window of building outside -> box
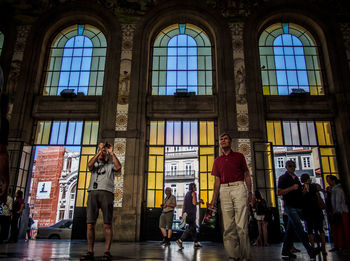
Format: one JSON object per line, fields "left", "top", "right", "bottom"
{"left": 67, "top": 157, "right": 72, "bottom": 172}
{"left": 171, "top": 184, "right": 177, "bottom": 196}
{"left": 43, "top": 24, "right": 107, "bottom": 96}
{"left": 170, "top": 164, "right": 177, "bottom": 175}
{"left": 59, "top": 210, "right": 64, "bottom": 221}
{"left": 259, "top": 23, "right": 324, "bottom": 95}
{"left": 151, "top": 23, "right": 213, "bottom": 95}
{"left": 185, "top": 163, "right": 192, "bottom": 175}
{"left": 276, "top": 157, "right": 284, "bottom": 168}
{"left": 302, "top": 156, "right": 312, "bottom": 168}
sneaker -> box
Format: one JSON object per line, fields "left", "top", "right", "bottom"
{"left": 176, "top": 239, "right": 184, "bottom": 249}
{"left": 281, "top": 249, "right": 297, "bottom": 258}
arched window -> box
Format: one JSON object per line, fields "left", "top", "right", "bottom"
{"left": 152, "top": 24, "right": 213, "bottom": 95}
{"left": 43, "top": 24, "right": 107, "bottom": 96}
{"left": 259, "top": 23, "right": 324, "bottom": 95}
{"left": 0, "top": 31, "right": 4, "bottom": 56}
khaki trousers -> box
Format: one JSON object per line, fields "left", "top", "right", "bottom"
{"left": 220, "top": 183, "right": 250, "bottom": 261}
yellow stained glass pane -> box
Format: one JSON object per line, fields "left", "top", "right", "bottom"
{"left": 200, "top": 147, "right": 214, "bottom": 155}
{"left": 208, "top": 155, "right": 214, "bottom": 171}
{"left": 157, "top": 121, "right": 165, "bottom": 145}
{"left": 320, "top": 148, "right": 335, "bottom": 156}
{"left": 83, "top": 122, "right": 92, "bottom": 144}
{"left": 148, "top": 156, "right": 156, "bottom": 172}
{"left": 156, "top": 172, "right": 163, "bottom": 189}
{"left": 41, "top": 121, "right": 51, "bottom": 145}
{"left": 266, "top": 121, "right": 275, "bottom": 144}
{"left": 147, "top": 190, "right": 155, "bottom": 207}
{"left": 86, "top": 172, "right": 91, "bottom": 188}
{"left": 323, "top": 122, "right": 334, "bottom": 145}
{"left": 150, "top": 122, "right": 157, "bottom": 145}
{"left": 321, "top": 157, "right": 330, "bottom": 173}
{"left": 208, "top": 174, "right": 215, "bottom": 188}
{"left": 81, "top": 146, "right": 96, "bottom": 155}
{"left": 155, "top": 190, "right": 163, "bottom": 208}
{"left": 84, "top": 192, "right": 88, "bottom": 207}
{"left": 78, "top": 172, "right": 86, "bottom": 188}
{"left": 148, "top": 172, "right": 155, "bottom": 189}
{"left": 149, "top": 147, "right": 164, "bottom": 155}
{"left": 310, "top": 85, "right": 318, "bottom": 95}
{"left": 199, "top": 122, "right": 207, "bottom": 145}
{"left": 207, "top": 121, "right": 214, "bottom": 145}
{"left": 329, "top": 157, "right": 338, "bottom": 172}
{"left": 80, "top": 156, "right": 88, "bottom": 171}
{"left": 208, "top": 190, "right": 213, "bottom": 204}
{"left": 200, "top": 156, "right": 207, "bottom": 172}
{"left": 274, "top": 121, "right": 283, "bottom": 145}
{"left": 75, "top": 190, "right": 84, "bottom": 207}
{"left": 200, "top": 172, "right": 208, "bottom": 189}
{"left": 156, "top": 156, "right": 164, "bottom": 171}
{"left": 263, "top": 86, "right": 270, "bottom": 95}
{"left": 35, "top": 121, "right": 49, "bottom": 144}
{"left": 200, "top": 191, "right": 208, "bottom": 206}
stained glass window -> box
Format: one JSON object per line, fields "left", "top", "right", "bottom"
{"left": 43, "top": 24, "right": 107, "bottom": 96}
{"left": 152, "top": 24, "right": 213, "bottom": 95}
{"left": 259, "top": 23, "right": 324, "bottom": 95}
{"left": 0, "top": 31, "right": 4, "bottom": 56}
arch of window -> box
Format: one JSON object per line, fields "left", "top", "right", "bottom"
{"left": 0, "top": 31, "right": 4, "bottom": 56}
{"left": 259, "top": 23, "right": 324, "bottom": 95}
{"left": 43, "top": 24, "right": 107, "bottom": 96}
{"left": 152, "top": 23, "right": 213, "bottom": 95}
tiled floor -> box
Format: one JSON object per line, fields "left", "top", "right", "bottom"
{"left": 0, "top": 240, "right": 349, "bottom": 260}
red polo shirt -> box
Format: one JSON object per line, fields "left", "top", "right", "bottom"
{"left": 211, "top": 150, "right": 248, "bottom": 183}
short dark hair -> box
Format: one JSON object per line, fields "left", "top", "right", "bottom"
{"left": 16, "top": 190, "right": 23, "bottom": 198}
{"left": 326, "top": 174, "right": 339, "bottom": 184}
{"left": 219, "top": 132, "right": 232, "bottom": 141}
{"left": 300, "top": 173, "right": 310, "bottom": 183}
{"left": 189, "top": 183, "right": 196, "bottom": 191}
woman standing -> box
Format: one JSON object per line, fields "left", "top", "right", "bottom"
{"left": 9, "top": 190, "right": 25, "bottom": 243}
{"left": 253, "top": 190, "right": 269, "bottom": 246}
{"left": 176, "top": 183, "right": 203, "bottom": 249}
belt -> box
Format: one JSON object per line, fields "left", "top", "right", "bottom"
{"left": 220, "top": 181, "right": 244, "bottom": 187}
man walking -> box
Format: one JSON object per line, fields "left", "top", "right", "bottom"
{"left": 159, "top": 187, "right": 176, "bottom": 245}
{"left": 278, "top": 160, "right": 319, "bottom": 259}
{"left": 209, "top": 133, "right": 253, "bottom": 261}
{"left": 80, "top": 142, "right": 121, "bottom": 261}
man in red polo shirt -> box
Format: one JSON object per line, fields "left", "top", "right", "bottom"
{"left": 209, "top": 133, "right": 253, "bottom": 261}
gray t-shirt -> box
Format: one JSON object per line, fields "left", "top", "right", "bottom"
{"left": 87, "top": 161, "right": 115, "bottom": 193}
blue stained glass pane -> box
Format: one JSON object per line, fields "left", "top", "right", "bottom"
{"left": 188, "top": 47, "right": 197, "bottom": 55}
{"left": 285, "top": 56, "right": 296, "bottom": 69}
{"left": 84, "top": 37, "right": 93, "bottom": 47}
{"left": 78, "top": 25, "right": 85, "bottom": 35}
{"left": 71, "top": 57, "right": 82, "bottom": 70}
{"left": 83, "top": 47, "right": 92, "bottom": 56}
{"left": 81, "top": 57, "right": 92, "bottom": 70}
{"left": 179, "top": 24, "right": 186, "bottom": 34}
{"left": 276, "top": 71, "right": 287, "bottom": 85}
{"left": 167, "top": 71, "right": 176, "bottom": 85}
{"left": 188, "top": 71, "right": 197, "bottom": 85}
{"left": 167, "top": 57, "right": 177, "bottom": 70}
{"left": 50, "top": 122, "right": 60, "bottom": 144}
{"left": 166, "top": 122, "right": 174, "bottom": 145}
{"left": 282, "top": 23, "right": 289, "bottom": 34}
{"left": 178, "top": 47, "right": 187, "bottom": 55}
{"left": 73, "top": 48, "right": 83, "bottom": 57}
{"left": 69, "top": 72, "right": 79, "bottom": 86}
{"left": 274, "top": 36, "right": 282, "bottom": 46}
{"left": 295, "top": 56, "right": 307, "bottom": 69}
{"left": 188, "top": 56, "right": 197, "bottom": 70}
{"left": 274, "top": 56, "right": 286, "bottom": 69}
{"left": 177, "top": 35, "right": 187, "bottom": 46}
{"left": 282, "top": 34, "right": 292, "bottom": 46}
{"left": 75, "top": 36, "right": 85, "bottom": 47}
{"left": 79, "top": 87, "right": 88, "bottom": 95}
{"left": 178, "top": 56, "right": 187, "bottom": 70}
{"left": 61, "top": 57, "right": 72, "bottom": 71}
{"left": 168, "top": 37, "right": 177, "bottom": 47}
{"left": 188, "top": 87, "right": 197, "bottom": 94}
{"left": 66, "top": 122, "right": 75, "bottom": 144}
{"left": 177, "top": 71, "right": 186, "bottom": 85}
{"left": 65, "top": 38, "right": 74, "bottom": 48}
{"left": 63, "top": 48, "right": 73, "bottom": 57}
{"left": 190, "top": 122, "right": 198, "bottom": 145}
{"left": 80, "top": 72, "right": 90, "bottom": 86}
{"left": 58, "top": 72, "right": 69, "bottom": 86}
{"left": 297, "top": 71, "right": 309, "bottom": 85}
{"left": 73, "top": 122, "right": 83, "bottom": 144}
{"left": 283, "top": 47, "right": 294, "bottom": 55}
{"left": 174, "top": 121, "right": 181, "bottom": 145}
{"left": 58, "top": 122, "right": 67, "bottom": 144}
{"left": 294, "top": 47, "right": 304, "bottom": 55}
{"left": 183, "top": 121, "right": 190, "bottom": 145}
{"left": 166, "top": 87, "right": 176, "bottom": 95}
{"left": 274, "top": 46, "right": 284, "bottom": 55}
{"left": 292, "top": 36, "right": 302, "bottom": 46}
{"left": 167, "top": 47, "right": 176, "bottom": 55}
{"left": 287, "top": 70, "right": 298, "bottom": 85}
{"left": 187, "top": 37, "right": 196, "bottom": 46}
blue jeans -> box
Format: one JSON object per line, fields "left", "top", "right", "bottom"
{"left": 283, "top": 206, "right": 312, "bottom": 254}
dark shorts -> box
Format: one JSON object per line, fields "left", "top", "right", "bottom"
{"left": 305, "top": 214, "right": 324, "bottom": 234}
{"left": 159, "top": 211, "right": 174, "bottom": 229}
{"left": 87, "top": 190, "right": 114, "bottom": 224}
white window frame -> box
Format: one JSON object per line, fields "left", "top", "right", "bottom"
{"left": 301, "top": 156, "right": 312, "bottom": 169}
{"left": 276, "top": 157, "right": 284, "bottom": 168}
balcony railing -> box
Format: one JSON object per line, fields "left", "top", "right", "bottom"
{"left": 164, "top": 170, "right": 195, "bottom": 179}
